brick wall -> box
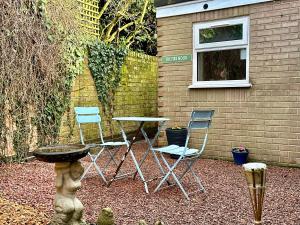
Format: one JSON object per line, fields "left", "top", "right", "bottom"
{"left": 59, "top": 51, "right": 158, "bottom": 143}
{"left": 157, "top": 0, "right": 300, "bottom": 166}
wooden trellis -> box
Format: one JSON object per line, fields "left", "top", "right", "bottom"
{"left": 77, "top": 0, "right": 100, "bottom": 37}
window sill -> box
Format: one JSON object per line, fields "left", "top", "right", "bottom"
{"left": 188, "top": 83, "right": 252, "bottom": 89}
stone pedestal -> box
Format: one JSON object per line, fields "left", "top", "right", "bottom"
{"left": 51, "top": 161, "right": 85, "bottom": 225}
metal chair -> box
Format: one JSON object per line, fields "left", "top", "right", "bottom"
{"left": 153, "top": 110, "right": 214, "bottom": 200}
{"left": 74, "top": 107, "right": 128, "bottom": 183}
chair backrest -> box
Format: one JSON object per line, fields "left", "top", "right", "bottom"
{"left": 185, "top": 110, "right": 214, "bottom": 156}
{"left": 74, "top": 107, "right": 104, "bottom": 144}
{"left": 189, "top": 110, "right": 214, "bottom": 130}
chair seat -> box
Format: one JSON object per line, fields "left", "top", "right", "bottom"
{"left": 100, "top": 141, "right": 127, "bottom": 146}
{"left": 154, "top": 145, "right": 199, "bottom": 156}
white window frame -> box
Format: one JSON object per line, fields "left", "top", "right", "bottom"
{"left": 190, "top": 16, "right": 251, "bottom": 88}
{"left": 156, "top": 0, "right": 273, "bottom": 19}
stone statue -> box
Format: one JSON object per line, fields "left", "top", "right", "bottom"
{"left": 138, "top": 220, "right": 148, "bottom": 225}
{"left": 51, "top": 161, "right": 86, "bottom": 225}
{"left": 97, "top": 207, "right": 115, "bottom": 225}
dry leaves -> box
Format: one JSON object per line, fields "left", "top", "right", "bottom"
{"left": 0, "top": 196, "right": 50, "bottom": 225}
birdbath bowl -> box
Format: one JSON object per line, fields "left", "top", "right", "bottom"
{"left": 33, "top": 144, "right": 89, "bottom": 163}
{"left": 33, "top": 144, "right": 90, "bottom": 225}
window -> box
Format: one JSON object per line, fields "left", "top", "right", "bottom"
{"left": 190, "top": 17, "right": 251, "bottom": 88}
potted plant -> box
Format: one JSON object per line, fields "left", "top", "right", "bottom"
{"left": 165, "top": 126, "right": 188, "bottom": 159}
{"left": 231, "top": 146, "right": 249, "bottom": 165}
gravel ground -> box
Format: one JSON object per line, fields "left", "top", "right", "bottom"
{"left": 0, "top": 142, "right": 299, "bottom": 225}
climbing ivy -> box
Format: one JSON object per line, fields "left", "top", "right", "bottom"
{"left": 88, "top": 41, "right": 127, "bottom": 137}
{"left": 36, "top": 0, "right": 87, "bottom": 145}
{"left": 0, "top": 0, "right": 87, "bottom": 161}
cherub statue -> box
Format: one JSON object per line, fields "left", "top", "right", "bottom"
{"left": 51, "top": 161, "right": 86, "bottom": 225}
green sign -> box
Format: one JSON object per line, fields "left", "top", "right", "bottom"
{"left": 161, "top": 54, "right": 192, "bottom": 64}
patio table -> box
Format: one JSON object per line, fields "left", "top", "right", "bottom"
{"left": 107, "top": 117, "right": 169, "bottom": 193}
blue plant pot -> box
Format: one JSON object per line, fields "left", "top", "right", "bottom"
{"left": 231, "top": 148, "right": 249, "bottom": 165}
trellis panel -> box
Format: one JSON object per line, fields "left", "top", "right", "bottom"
{"left": 78, "top": 0, "right": 100, "bottom": 37}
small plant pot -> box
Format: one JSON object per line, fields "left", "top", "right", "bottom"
{"left": 231, "top": 148, "right": 249, "bottom": 165}
{"left": 166, "top": 128, "right": 188, "bottom": 159}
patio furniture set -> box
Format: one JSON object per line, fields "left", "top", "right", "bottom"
{"left": 75, "top": 107, "right": 214, "bottom": 200}
{"left": 33, "top": 108, "right": 268, "bottom": 225}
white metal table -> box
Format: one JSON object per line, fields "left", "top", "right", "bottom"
{"left": 107, "top": 117, "right": 169, "bottom": 193}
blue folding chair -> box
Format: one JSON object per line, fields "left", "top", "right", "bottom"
{"left": 74, "top": 107, "right": 128, "bottom": 183}
{"left": 153, "top": 110, "right": 214, "bottom": 200}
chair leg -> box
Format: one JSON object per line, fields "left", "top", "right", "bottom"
{"left": 81, "top": 148, "right": 108, "bottom": 184}
{"left": 155, "top": 156, "right": 204, "bottom": 200}
{"left": 94, "top": 162, "right": 108, "bottom": 184}
{"left": 154, "top": 170, "right": 172, "bottom": 192}
{"left": 133, "top": 126, "right": 165, "bottom": 180}
{"left": 133, "top": 147, "right": 150, "bottom": 179}
{"left": 190, "top": 167, "right": 205, "bottom": 192}
{"left": 154, "top": 169, "right": 190, "bottom": 200}
{"left": 154, "top": 153, "right": 178, "bottom": 192}
{"left": 80, "top": 152, "right": 99, "bottom": 181}
{"left": 164, "top": 156, "right": 190, "bottom": 200}
{"left": 103, "top": 147, "right": 119, "bottom": 172}
{"left": 177, "top": 160, "right": 205, "bottom": 194}
{"left": 181, "top": 160, "right": 205, "bottom": 192}
{"left": 107, "top": 148, "right": 119, "bottom": 166}
{"left": 80, "top": 162, "right": 93, "bottom": 181}
{"left": 151, "top": 149, "right": 168, "bottom": 179}
{"left": 170, "top": 171, "right": 190, "bottom": 200}
{"left": 177, "top": 161, "right": 193, "bottom": 181}
{"left": 159, "top": 153, "right": 175, "bottom": 185}
{"left": 180, "top": 159, "right": 205, "bottom": 188}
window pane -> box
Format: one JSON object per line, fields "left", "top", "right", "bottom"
{"left": 199, "top": 24, "right": 243, "bottom": 44}
{"left": 197, "top": 49, "right": 246, "bottom": 81}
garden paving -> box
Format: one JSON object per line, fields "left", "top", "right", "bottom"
{"left": 0, "top": 142, "right": 299, "bottom": 225}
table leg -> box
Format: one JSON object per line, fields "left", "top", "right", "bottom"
{"left": 133, "top": 121, "right": 167, "bottom": 180}
{"left": 129, "top": 149, "right": 149, "bottom": 193}
{"left": 107, "top": 122, "right": 144, "bottom": 187}
{"left": 132, "top": 128, "right": 150, "bottom": 180}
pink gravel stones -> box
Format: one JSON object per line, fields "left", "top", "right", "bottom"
{"left": 0, "top": 142, "right": 299, "bottom": 224}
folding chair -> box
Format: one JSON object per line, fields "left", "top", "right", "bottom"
{"left": 74, "top": 107, "right": 128, "bottom": 184}
{"left": 153, "top": 110, "right": 214, "bottom": 200}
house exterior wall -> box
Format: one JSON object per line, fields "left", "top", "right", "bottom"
{"left": 157, "top": 0, "right": 300, "bottom": 166}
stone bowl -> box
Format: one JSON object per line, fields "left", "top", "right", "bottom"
{"left": 33, "top": 144, "right": 89, "bottom": 163}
